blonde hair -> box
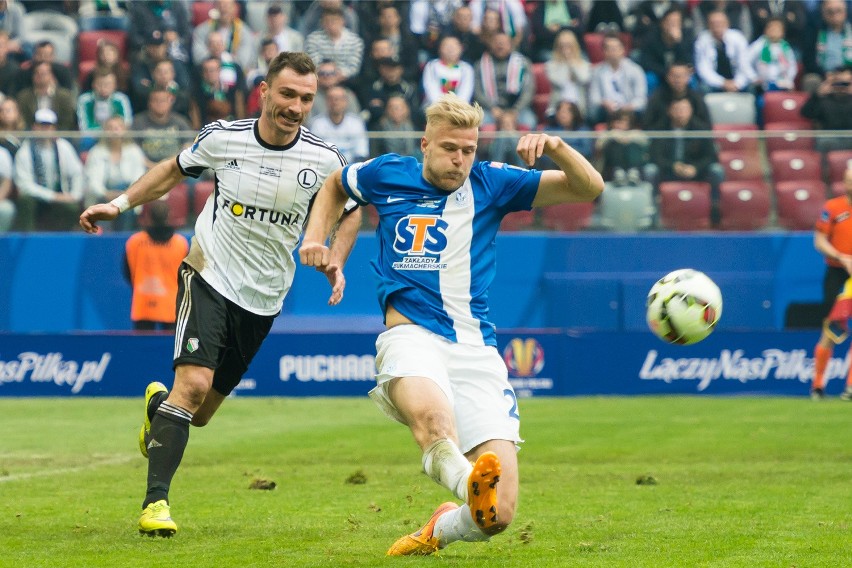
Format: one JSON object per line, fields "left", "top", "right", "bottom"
{"left": 425, "top": 93, "right": 484, "bottom": 131}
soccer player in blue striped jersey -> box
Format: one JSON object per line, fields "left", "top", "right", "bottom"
{"left": 301, "top": 93, "right": 603, "bottom": 555}
{"left": 80, "top": 52, "right": 362, "bottom": 537}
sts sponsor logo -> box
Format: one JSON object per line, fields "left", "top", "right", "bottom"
{"left": 392, "top": 215, "right": 449, "bottom": 270}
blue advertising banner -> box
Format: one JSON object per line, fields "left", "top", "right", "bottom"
{"left": 0, "top": 330, "right": 837, "bottom": 397}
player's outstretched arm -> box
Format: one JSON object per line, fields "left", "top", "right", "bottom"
{"left": 515, "top": 133, "right": 604, "bottom": 207}
{"left": 320, "top": 205, "right": 362, "bottom": 306}
{"left": 79, "top": 157, "right": 186, "bottom": 234}
{"left": 300, "top": 168, "right": 349, "bottom": 268}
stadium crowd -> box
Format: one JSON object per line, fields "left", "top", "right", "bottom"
{"left": 0, "top": 0, "right": 850, "bottom": 233}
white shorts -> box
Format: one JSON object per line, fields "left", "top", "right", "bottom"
{"left": 369, "top": 325, "right": 522, "bottom": 453}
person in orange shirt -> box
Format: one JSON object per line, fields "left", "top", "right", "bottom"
{"left": 811, "top": 167, "right": 852, "bottom": 400}
{"left": 124, "top": 200, "right": 189, "bottom": 331}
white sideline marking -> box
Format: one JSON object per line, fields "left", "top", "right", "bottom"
{"left": 0, "top": 455, "right": 134, "bottom": 483}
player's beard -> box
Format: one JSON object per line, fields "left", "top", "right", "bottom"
{"left": 424, "top": 161, "right": 467, "bottom": 192}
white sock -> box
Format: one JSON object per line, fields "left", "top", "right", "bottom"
{"left": 433, "top": 504, "right": 489, "bottom": 547}
{"left": 421, "top": 438, "right": 472, "bottom": 501}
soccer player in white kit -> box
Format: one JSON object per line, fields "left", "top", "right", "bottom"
{"left": 300, "top": 93, "right": 603, "bottom": 555}
{"left": 80, "top": 52, "right": 362, "bottom": 537}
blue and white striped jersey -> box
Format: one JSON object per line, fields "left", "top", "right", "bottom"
{"left": 342, "top": 154, "right": 541, "bottom": 346}
{"left": 177, "top": 119, "right": 346, "bottom": 316}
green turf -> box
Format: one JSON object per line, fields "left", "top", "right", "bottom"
{"left": 0, "top": 396, "right": 849, "bottom": 567}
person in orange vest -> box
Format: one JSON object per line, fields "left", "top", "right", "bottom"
{"left": 124, "top": 200, "right": 189, "bottom": 331}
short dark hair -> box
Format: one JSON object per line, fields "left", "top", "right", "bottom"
{"left": 264, "top": 51, "right": 316, "bottom": 85}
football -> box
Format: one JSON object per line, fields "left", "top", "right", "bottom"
{"left": 646, "top": 269, "right": 723, "bottom": 345}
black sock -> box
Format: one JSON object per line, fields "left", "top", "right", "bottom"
{"left": 143, "top": 402, "right": 192, "bottom": 508}
{"left": 146, "top": 391, "right": 168, "bottom": 422}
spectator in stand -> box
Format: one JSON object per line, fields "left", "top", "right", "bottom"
{"left": 694, "top": 10, "right": 755, "bottom": 92}
{"left": 470, "top": 0, "right": 529, "bottom": 50}
{"left": 0, "top": 31, "right": 20, "bottom": 95}
{"left": 409, "top": 0, "right": 464, "bottom": 60}
{"left": 123, "top": 199, "right": 189, "bottom": 331}
{"left": 78, "top": 0, "right": 128, "bottom": 32}
{"left": 0, "top": 97, "right": 23, "bottom": 156}
{"left": 127, "top": 0, "right": 190, "bottom": 53}
{"left": 361, "top": 38, "right": 395, "bottom": 96}
{"left": 246, "top": 39, "right": 279, "bottom": 115}
{"left": 84, "top": 115, "right": 146, "bottom": 230}
{"left": 543, "top": 99, "right": 593, "bottom": 161}
{"left": 644, "top": 61, "right": 711, "bottom": 128}
{"left": 802, "top": 0, "right": 852, "bottom": 92}
{"left": 308, "top": 85, "right": 369, "bottom": 163}
{"left": 477, "top": 8, "right": 507, "bottom": 53}
{"left": 364, "top": 56, "right": 420, "bottom": 129}
{"left": 748, "top": 0, "right": 806, "bottom": 52}
{"left": 16, "top": 61, "right": 76, "bottom": 131}
{"left": 77, "top": 68, "right": 134, "bottom": 151}
{"left": 14, "top": 108, "right": 85, "bottom": 231}
{"left": 14, "top": 40, "right": 74, "bottom": 94}
{"left": 0, "top": 0, "right": 25, "bottom": 63}
{"left": 588, "top": 33, "right": 648, "bottom": 124}
{"left": 646, "top": 97, "right": 724, "bottom": 220}
{"left": 262, "top": 2, "right": 303, "bottom": 54}
{"left": 638, "top": 6, "right": 695, "bottom": 93}
{"left": 693, "top": 0, "right": 752, "bottom": 39}
{"left": 204, "top": 30, "right": 248, "bottom": 98}
{"left": 132, "top": 87, "right": 193, "bottom": 169}
{"left": 749, "top": 17, "right": 798, "bottom": 95}
{"left": 145, "top": 59, "right": 190, "bottom": 119}
{"left": 305, "top": 7, "right": 364, "bottom": 85}
{"left": 631, "top": 1, "right": 693, "bottom": 50}
{"left": 372, "top": 94, "right": 422, "bottom": 159}
{"left": 545, "top": 29, "right": 591, "bottom": 117}
{"left": 422, "top": 35, "right": 476, "bottom": 106}
{"left": 528, "top": 0, "right": 584, "bottom": 63}
{"left": 80, "top": 40, "right": 129, "bottom": 94}
{"left": 129, "top": 30, "right": 191, "bottom": 114}
{"left": 474, "top": 32, "right": 536, "bottom": 165}
{"left": 585, "top": 0, "right": 625, "bottom": 33}
{"left": 596, "top": 109, "right": 649, "bottom": 183}
{"left": 309, "top": 59, "right": 361, "bottom": 121}
{"left": 447, "top": 4, "right": 486, "bottom": 64}
{"left": 192, "top": 0, "right": 256, "bottom": 75}
{"left": 190, "top": 57, "right": 244, "bottom": 129}
{"left": 0, "top": 144, "right": 13, "bottom": 232}
{"left": 372, "top": 4, "right": 420, "bottom": 83}
{"left": 297, "top": 0, "right": 359, "bottom": 37}
{"left": 474, "top": 31, "right": 536, "bottom": 128}
{"left": 357, "top": 0, "right": 410, "bottom": 47}
{"left": 801, "top": 65, "right": 852, "bottom": 153}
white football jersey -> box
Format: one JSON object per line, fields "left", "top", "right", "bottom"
{"left": 177, "top": 119, "right": 346, "bottom": 316}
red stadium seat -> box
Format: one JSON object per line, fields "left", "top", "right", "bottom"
{"left": 769, "top": 150, "right": 823, "bottom": 184}
{"left": 719, "top": 150, "right": 765, "bottom": 182}
{"left": 533, "top": 93, "right": 550, "bottom": 124}
{"left": 713, "top": 124, "right": 759, "bottom": 154}
{"left": 826, "top": 150, "right": 852, "bottom": 184}
{"left": 658, "top": 181, "right": 712, "bottom": 230}
{"left": 192, "top": 180, "right": 215, "bottom": 217}
{"left": 763, "top": 121, "right": 814, "bottom": 153}
{"left": 582, "top": 32, "right": 633, "bottom": 64}
{"left": 718, "top": 181, "right": 771, "bottom": 230}
{"left": 774, "top": 180, "right": 826, "bottom": 230}
{"left": 540, "top": 202, "right": 594, "bottom": 231}
{"left": 501, "top": 210, "right": 537, "bottom": 231}
{"left": 192, "top": 2, "right": 216, "bottom": 26}
{"left": 77, "top": 30, "right": 128, "bottom": 63}
{"left": 762, "top": 91, "right": 811, "bottom": 125}
{"left": 831, "top": 180, "right": 846, "bottom": 196}
{"left": 140, "top": 183, "right": 189, "bottom": 228}
{"left": 532, "top": 62, "right": 550, "bottom": 96}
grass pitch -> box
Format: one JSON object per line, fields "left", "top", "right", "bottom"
{"left": 0, "top": 396, "right": 849, "bottom": 567}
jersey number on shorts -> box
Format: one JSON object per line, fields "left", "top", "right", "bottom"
{"left": 504, "top": 388, "right": 520, "bottom": 419}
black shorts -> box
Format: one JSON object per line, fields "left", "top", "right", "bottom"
{"left": 822, "top": 265, "right": 849, "bottom": 319}
{"left": 174, "top": 263, "right": 276, "bottom": 396}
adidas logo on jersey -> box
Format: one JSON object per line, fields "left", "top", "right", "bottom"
{"left": 225, "top": 159, "right": 240, "bottom": 171}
